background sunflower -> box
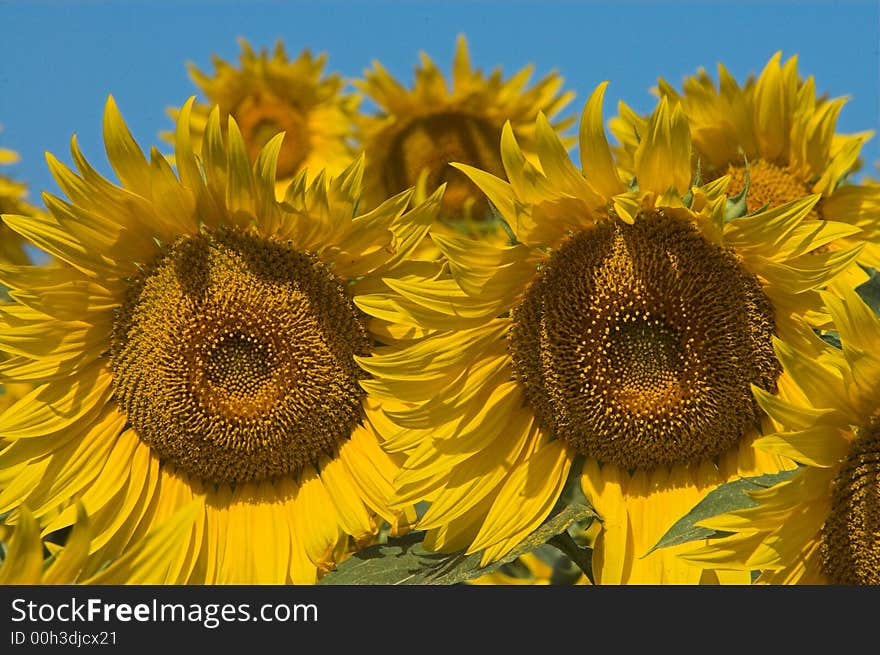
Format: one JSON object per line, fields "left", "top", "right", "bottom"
{"left": 0, "top": 144, "right": 36, "bottom": 268}
{"left": 0, "top": 139, "right": 45, "bottom": 416}
{"left": 354, "top": 34, "right": 574, "bottom": 238}
{"left": 168, "top": 38, "right": 359, "bottom": 193}
{"left": 610, "top": 52, "right": 878, "bottom": 291}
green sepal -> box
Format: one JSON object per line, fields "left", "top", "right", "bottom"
{"left": 723, "top": 152, "right": 751, "bottom": 223}
{"left": 856, "top": 266, "right": 880, "bottom": 317}
{"left": 682, "top": 158, "right": 703, "bottom": 209}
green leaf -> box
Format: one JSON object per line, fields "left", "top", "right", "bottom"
{"left": 319, "top": 502, "right": 595, "bottom": 585}
{"left": 819, "top": 330, "right": 842, "bottom": 349}
{"left": 645, "top": 468, "right": 800, "bottom": 555}
{"left": 855, "top": 267, "right": 880, "bottom": 317}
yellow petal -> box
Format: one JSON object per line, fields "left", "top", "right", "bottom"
{"left": 83, "top": 499, "right": 202, "bottom": 584}
{"left": 725, "top": 195, "right": 821, "bottom": 254}
{"left": 173, "top": 96, "right": 205, "bottom": 194}
{"left": 449, "top": 163, "right": 517, "bottom": 230}
{"left": 39, "top": 429, "right": 141, "bottom": 537}
{"left": 338, "top": 424, "right": 406, "bottom": 527}
{"left": 754, "top": 426, "right": 851, "bottom": 468}
{"left": 102, "top": 95, "right": 151, "bottom": 197}
{"left": 319, "top": 455, "right": 376, "bottom": 541}
{"left": 579, "top": 82, "right": 624, "bottom": 199}
{"left": 225, "top": 117, "right": 257, "bottom": 219}
{"left": 470, "top": 439, "right": 571, "bottom": 564}
{"left": 0, "top": 362, "right": 113, "bottom": 439}
{"left": 634, "top": 96, "right": 692, "bottom": 198}
{"left": 0, "top": 506, "right": 44, "bottom": 584}
{"left": 752, "top": 52, "right": 789, "bottom": 161}
{"left": 580, "top": 459, "right": 630, "bottom": 584}
{"left": 418, "top": 411, "right": 537, "bottom": 528}
{"left": 43, "top": 504, "right": 92, "bottom": 584}
{"left": 293, "top": 467, "right": 340, "bottom": 571}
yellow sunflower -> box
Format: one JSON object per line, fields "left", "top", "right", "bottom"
{"left": 355, "top": 34, "right": 573, "bottom": 237}
{"left": 0, "top": 503, "right": 199, "bottom": 584}
{"left": 0, "top": 96, "right": 439, "bottom": 583}
{"left": 677, "top": 285, "right": 880, "bottom": 584}
{"left": 610, "top": 52, "right": 878, "bottom": 290}
{"left": 356, "top": 83, "right": 862, "bottom": 584}
{"left": 170, "top": 38, "right": 359, "bottom": 193}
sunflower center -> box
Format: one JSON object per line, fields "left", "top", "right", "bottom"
{"left": 509, "top": 211, "right": 780, "bottom": 470}
{"left": 198, "top": 331, "right": 280, "bottom": 418}
{"left": 235, "top": 92, "right": 310, "bottom": 178}
{"left": 384, "top": 111, "right": 503, "bottom": 220}
{"left": 820, "top": 418, "right": 880, "bottom": 585}
{"left": 606, "top": 313, "right": 686, "bottom": 411}
{"left": 109, "top": 228, "right": 371, "bottom": 484}
{"left": 723, "top": 159, "right": 821, "bottom": 220}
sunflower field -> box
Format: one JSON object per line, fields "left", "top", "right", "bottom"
{"left": 1, "top": 14, "right": 879, "bottom": 589}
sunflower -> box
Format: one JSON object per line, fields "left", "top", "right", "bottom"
{"left": 0, "top": 96, "right": 438, "bottom": 583}
{"left": 170, "top": 38, "right": 359, "bottom": 193}
{"left": 356, "top": 83, "right": 862, "bottom": 583}
{"left": 610, "top": 52, "right": 878, "bottom": 291}
{"left": 354, "top": 34, "right": 573, "bottom": 237}
{"left": 0, "top": 502, "right": 199, "bottom": 584}
{"left": 676, "top": 285, "right": 880, "bottom": 584}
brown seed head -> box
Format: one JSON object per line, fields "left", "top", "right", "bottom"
{"left": 509, "top": 211, "right": 780, "bottom": 470}
{"left": 110, "top": 228, "right": 370, "bottom": 484}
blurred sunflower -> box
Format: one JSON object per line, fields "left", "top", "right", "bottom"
{"left": 170, "top": 38, "right": 359, "bottom": 193}
{"left": 0, "top": 96, "right": 438, "bottom": 583}
{"left": 355, "top": 84, "right": 862, "bottom": 583}
{"left": 355, "top": 34, "right": 573, "bottom": 237}
{"left": 679, "top": 286, "right": 880, "bottom": 584}
{"left": 610, "top": 52, "right": 878, "bottom": 290}
{"left": 0, "top": 140, "right": 43, "bottom": 414}
{"left": 0, "top": 503, "right": 199, "bottom": 584}
{"left": 467, "top": 550, "right": 590, "bottom": 585}
{"left": 0, "top": 142, "right": 37, "bottom": 267}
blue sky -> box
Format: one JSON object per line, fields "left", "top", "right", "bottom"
{"left": 1, "top": 0, "right": 878, "bottom": 201}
